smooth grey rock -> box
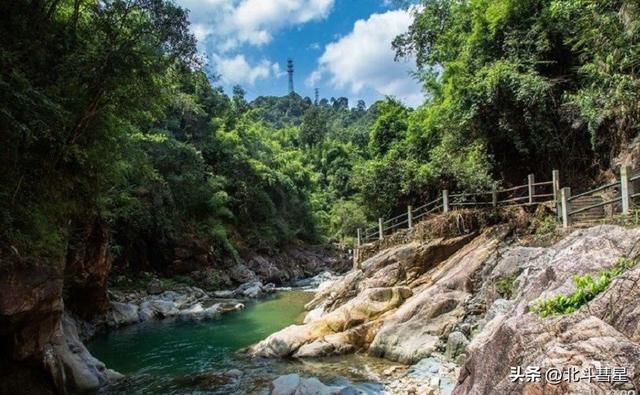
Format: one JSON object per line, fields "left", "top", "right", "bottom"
{"left": 138, "top": 301, "right": 156, "bottom": 320}
{"left": 107, "top": 302, "right": 139, "bottom": 327}
{"left": 444, "top": 331, "right": 469, "bottom": 361}
{"left": 270, "top": 374, "right": 344, "bottom": 395}
{"left": 44, "top": 313, "right": 123, "bottom": 392}
{"left": 138, "top": 299, "right": 179, "bottom": 320}
{"left": 146, "top": 278, "right": 164, "bottom": 295}
{"left": 213, "top": 290, "right": 235, "bottom": 298}
{"left": 243, "top": 285, "right": 263, "bottom": 298}
{"left": 271, "top": 374, "right": 301, "bottom": 395}
{"left": 236, "top": 281, "right": 266, "bottom": 298}
{"left": 177, "top": 303, "right": 220, "bottom": 320}
{"left": 148, "top": 299, "right": 179, "bottom": 317}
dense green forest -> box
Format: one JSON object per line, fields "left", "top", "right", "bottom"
{"left": 1, "top": 0, "right": 638, "bottom": 274}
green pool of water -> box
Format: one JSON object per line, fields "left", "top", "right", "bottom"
{"left": 89, "top": 290, "right": 387, "bottom": 394}
{"left": 90, "top": 291, "right": 310, "bottom": 374}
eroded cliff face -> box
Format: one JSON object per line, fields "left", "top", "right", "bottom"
{"left": 0, "top": 218, "right": 116, "bottom": 394}
{"left": 251, "top": 223, "right": 640, "bottom": 394}
{"left": 64, "top": 219, "right": 113, "bottom": 319}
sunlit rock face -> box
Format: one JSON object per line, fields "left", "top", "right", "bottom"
{"left": 250, "top": 224, "right": 640, "bottom": 395}
{"left": 455, "top": 225, "right": 640, "bottom": 395}
{"left": 249, "top": 227, "right": 505, "bottom": 360}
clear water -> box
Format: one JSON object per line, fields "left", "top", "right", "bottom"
{"left": 88, "top": 291, "right": 388, "bottom": 394}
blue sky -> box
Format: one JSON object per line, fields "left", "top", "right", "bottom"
{"left": 175, "top": 0, "right": 424, "bottom": 107}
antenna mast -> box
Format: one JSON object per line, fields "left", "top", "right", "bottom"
{"left": 287, "top": 59, "right": 294, "bottom": 94}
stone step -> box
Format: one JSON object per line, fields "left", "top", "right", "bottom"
{"left": 573, "top": 200, "right": 606, "bottom": 205}
{"left": 572, "top": 201, "right": 604, "bottom": 207}
{"left": 573, "top": 215, "right": 606, "bottom": 221}
{"left": 570, "top": 195, "right": 606, "bottom": 222}
{"left": 572, "top": 196, "right": 604, "bottom": 201}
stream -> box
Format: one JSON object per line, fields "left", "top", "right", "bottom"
{"left": 89, "top": 290, "right": 389, "bottom": 394}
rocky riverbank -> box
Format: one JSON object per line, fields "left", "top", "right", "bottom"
{"left": 101, "top": 271, "right": 341, "bottom": 330}
{"left": 251, "top": 220, "right": 640, "bottom": 394}
{"left": 0, "top": 230, "right": 347, "bottom": 395}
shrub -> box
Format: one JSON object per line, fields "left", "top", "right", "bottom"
{"left": 532, "top": 258, "right": 637, "bottom": 317}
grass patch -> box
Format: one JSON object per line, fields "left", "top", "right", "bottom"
{"left": 109, "top": 275, "right": 195, "bottom": 292}
{"left": 495, "top": 273, "right": 519, "bottom": 299}
{"left": 109, "top": 276, "right": 148, "bottom": 291}
{"left": 532, "top": 258, "right": 637, "bottom": 317}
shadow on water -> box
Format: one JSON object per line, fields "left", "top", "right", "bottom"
{"left": 88, "top": 290, "right": 388, "bottom": 394}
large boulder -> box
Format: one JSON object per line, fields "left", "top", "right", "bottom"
{"left": 251, "top": 227, "right": 504, "bottom": 362}
{"left": 270, "top": 374, "right": 359, "bottom": 395}
{"left": 250, "top": 287, "right": 412, "bottom": 358}
{"left": 107, "top": 302, "right": 139, "bottom": 327}
{"left": 305, "top": 234, "right": 474, "bottom": 319}
{"left": 146, "top": 278, "right": 164, "bottom": 295}
{"left": 138, "top": 299, "right": 179, "bottom": 320}
{"left": 177, "top": 303, "right": 222, "bottom": 320}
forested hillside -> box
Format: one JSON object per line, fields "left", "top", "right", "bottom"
{"left": 0, "top": 1, "right": 370, "bottom": 273}
{"left": 1, "top": 0, "right": 639, "bottom": 274}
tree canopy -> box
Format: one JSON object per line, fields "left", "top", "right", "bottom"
{"left": 1, "top": 0, "right": 638, "bottom": 271}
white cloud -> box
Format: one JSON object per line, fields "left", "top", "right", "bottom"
{"left": 213, "top": 55, "right": 280, "bottom": 85}
{"left": 305, "top": 70, "right": 323, "bottom": 87}
{"left": 177, "top": 0, "right": 335, "bottom": 50}
{"left": 271, "top": 63, "right": 286, "bottom": 78}
{"left": 307, "top": 9, "right": 424, "bottom": 107}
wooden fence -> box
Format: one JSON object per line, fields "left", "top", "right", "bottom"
{"left": 559, "top": 166, "right": 637, "bottom": 227}
{"left": 356, "top": 166, "right": 639, "bottom": 248}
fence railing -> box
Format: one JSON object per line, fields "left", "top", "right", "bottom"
{"left": 559, "top": 166, "right": 637, "bottom": 227}
{"left": 356, "top": 166, "right": 640, "bottom": 249}
{"left": 358, "top": 170, "right": 560, "bottom": 245}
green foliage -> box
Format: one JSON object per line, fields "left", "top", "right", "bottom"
{"left": 369, "top": 98, "right": 409, "bottom": 157}
{"left": 4, "top": 0, "right": 639, "bottom": 271}
{"left": 0, "top": 0, "right": 324, "bottom": 269}
{"left": 393, "top": 0, "right": 640, "bottom": 184}
{"left": 537, "top": 215, "right": 559, "bottom": 236}
{"left": 495, "top": 273, "right": 519, "bottom": 299}
{"left": 300, "top": 106, "right": 326, "bottom": 148}
{"left": 532, "top": 258, "right": 637, "bottom": 317}
{"left": 0, "top": 0, "right": 197, "bottom": 258}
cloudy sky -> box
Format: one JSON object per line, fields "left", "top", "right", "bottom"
{"left": 175, "top": 0, "right": 424, "bottom": 107}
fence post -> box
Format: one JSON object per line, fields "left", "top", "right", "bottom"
{"left": 552, "top": 169, "right": 560, "bottom": 218}
{"left": 407, "top": 205, "right": 413, "bottom": 229}
{"left": 492, "top": 184, "right": 498, "bottom": 207}
{"left": 378, "top": 218, "right": 384, "bottom": 240}
{"left": 443, "top": 190, "right": 449, "bottom": 213}
{"left": 353, "top": 240, "right": 359, "bottom": 270}
{"left": 356, "top": 228, "right": 362, "bottom": 248}
{"left": 621, "top": 166, "right": 631, "bottom": 215}
{"left": 561, "top": 187, "right": 571, "bottom": 228}
{"left": 528, "top": 174, "right": 535, "bottom": 205}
